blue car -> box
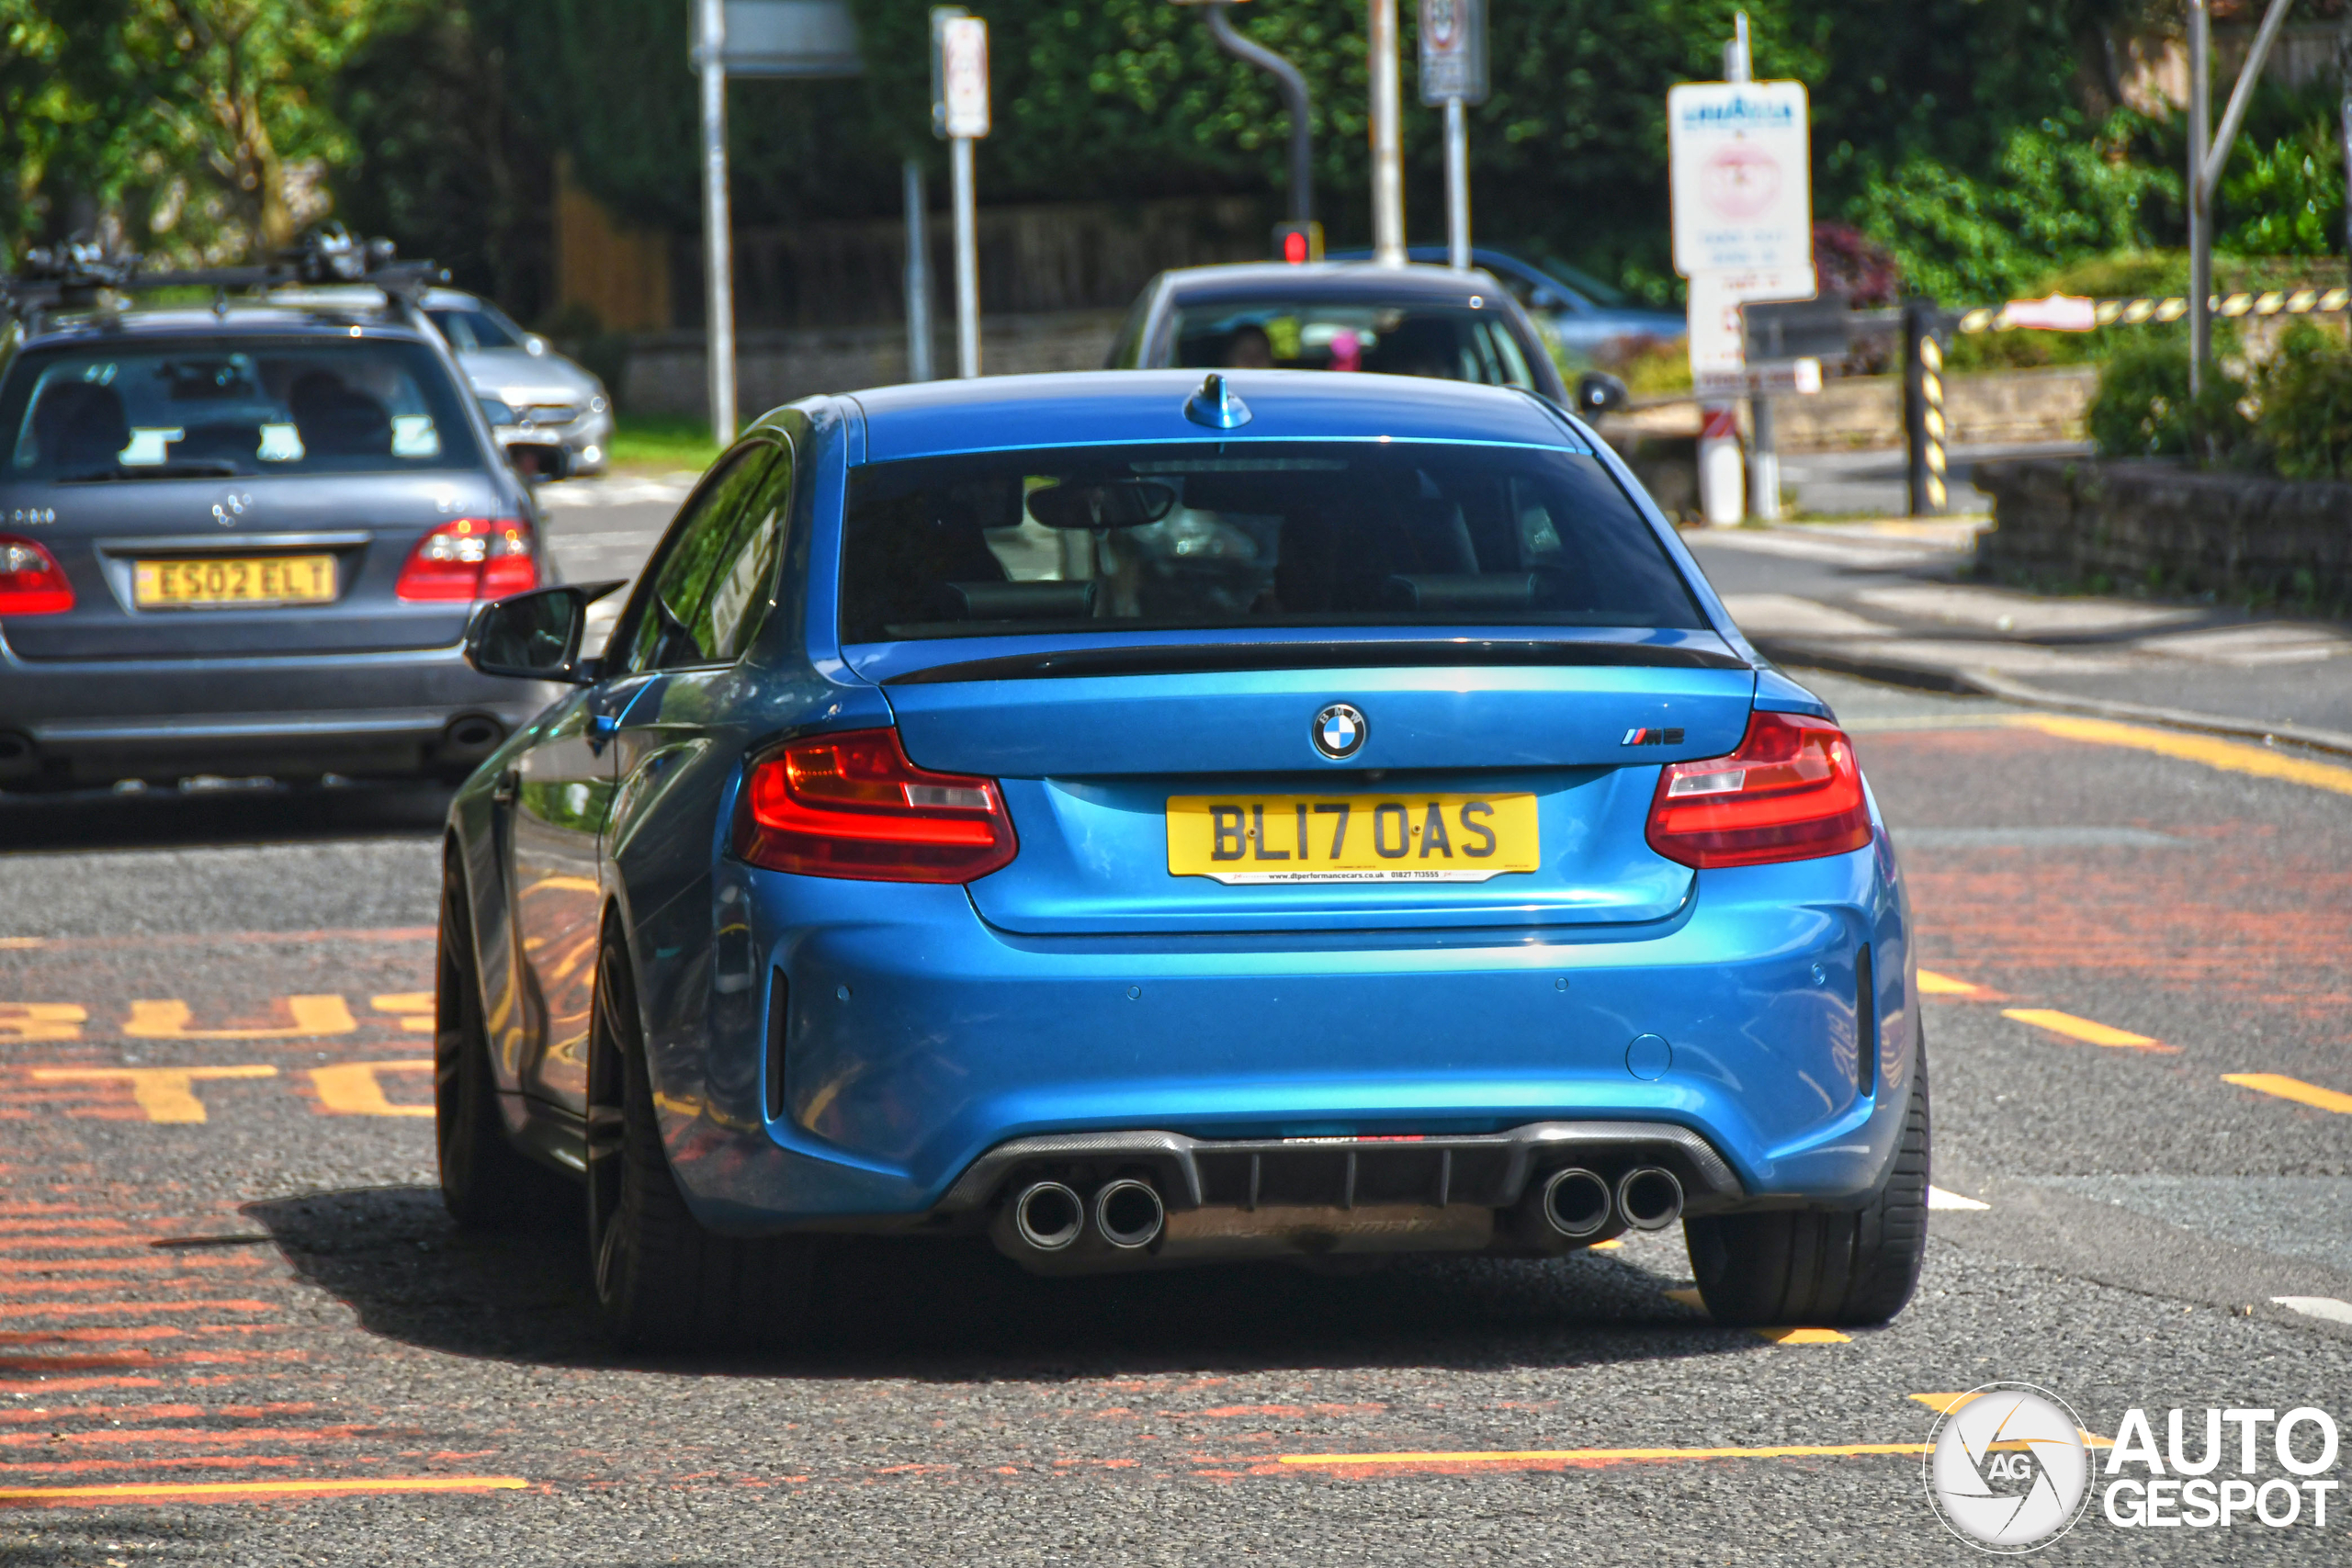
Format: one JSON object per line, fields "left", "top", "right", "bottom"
{"left": 1328, "top": 246, "right": 1688, "bottom": 367}
{"left": 440, "top": 368, "right": 1927, "bottom": 1350}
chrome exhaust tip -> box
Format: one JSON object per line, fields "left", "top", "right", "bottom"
{"left": 1092, "top": 1178, "right": 1165, "bottom": 1250}
{"left": 1010, "top": 1180, "right": 1086, "bottom": 1252}
{"left": 1615, "top": 1167, "right": 1684, "bottom": 1231}
{"left": 1538, "top": 1168, "right": 1613, "bottom": 1239}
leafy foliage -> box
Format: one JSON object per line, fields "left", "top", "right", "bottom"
{"left": 2087, "top": 338, "right": 2250, "bottom": 464}
{"left": 2253, "top": 323, "right": 2352, "bottom": 481}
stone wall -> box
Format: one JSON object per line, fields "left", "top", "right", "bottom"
{"left": 1772, "top": 366, "right": 2098, "bottom": 451}
{"left": 1973, "top": 457, "right": 2352, "bottom": 604}
{"left": 621, "top": 310, "right": 1127, "bottom": 418}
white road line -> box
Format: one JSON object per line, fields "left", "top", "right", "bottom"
{"left": 2271, "top": 1296, "right": 2352, "bottom": 1325}
{"left": 1928, "top": 1186, "right": 1989, "bottom": 1211}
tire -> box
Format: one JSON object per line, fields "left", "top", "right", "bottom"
{"left": 435, "top": 856, "right": 543, "bottom": 1227}
{"left": 585, "top": 929, "right": 816, "bottom": 1353}
{"left": 1684, "top": 1043, "right": 1930, "bottom": 1328}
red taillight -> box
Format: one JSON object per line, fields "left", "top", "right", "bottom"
{"left": 395, "top": 517, "right": 537, "bottom": 602}
{"left": 1645, "top": 711, "right": 1871, "bottom": 869}
{"left": 738, "top": 728, "right": 1018, "bottom": 883}
{"left": 0, "top": 535, "right": 73, "bottom": 615}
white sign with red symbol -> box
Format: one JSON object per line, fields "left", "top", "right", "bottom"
{"left": 1668, "top": 81, "right": 1811, "bottom": 277}
{"left": 936, "top": 14, "right": 989, "bottom": 139}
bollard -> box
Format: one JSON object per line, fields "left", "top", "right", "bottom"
{"left": 1698, "top": 403, "right": 1745, "bottom": 525}
{"left": 1903, "top": 299, "right": 1948, "bottom": 515}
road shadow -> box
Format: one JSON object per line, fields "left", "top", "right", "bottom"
{"left": 243, "top": 1183, "right": 1754, "bottom": 1382}
{"left": 0, "top": 780, "right": 451, "bottom": 853}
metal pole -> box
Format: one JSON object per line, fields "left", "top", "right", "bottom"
{"left": 1444, "top": 97, "right": 1469, "bottom": 269}
{"left": 2341, "top": 22, "right": 2352, "bottom": 289}
{"left": 696, "top": 0, "right": 736, "bottom": 445}
{"left": 1724, "top": 13, "right": 1773, "bottom": 521}
{"left": 2188, "top": 0, "right": 2211, "bottom": 399}
{"left": 903, "top": 159, "right": 933, "bottom": 382}
{"left": 1204, "top": 2, "right": 1313, "bottom": 225}
{"left": 951, "top": 134, "right": 979, "bottom": 378}
{"left": 1369, "top": 0, "right": 1405, "bottom": 265}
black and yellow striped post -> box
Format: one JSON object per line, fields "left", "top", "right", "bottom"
{"left": 1903, "top": 299, "right": 1948, "bottom": 515}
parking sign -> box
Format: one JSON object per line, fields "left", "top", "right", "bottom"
{"left": 1668, "top": 81, "right": 1810, "bottom": 277}
{"left": 933, "top": 11, "right": 989, "bottom": 139}
{"left": 1419, "top": 0, "right": 1487, "bottom": 105}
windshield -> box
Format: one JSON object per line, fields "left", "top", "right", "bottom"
{"left": 1170, "top": 300, "right": 1537, "bottom": 389}
{"left": 1, "top": 337, "right": 483, "bottom": 481}
{"left": 426, "top": 308, "right": 524, "bottom": 352}
{"left": 840, "top": 440, "right": 1702, "bottom": 644}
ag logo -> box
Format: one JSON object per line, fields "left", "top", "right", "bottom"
{"left": 1923, "top": 1383, "right": 2094, "bottom": 1553}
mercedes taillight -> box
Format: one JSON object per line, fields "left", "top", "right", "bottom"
{"left": 395, "top": 516, "right": 537, "bottom": 602}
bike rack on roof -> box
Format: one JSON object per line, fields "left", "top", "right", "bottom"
{"left": 0, "top": 227, "right": 446, "bottom": 329}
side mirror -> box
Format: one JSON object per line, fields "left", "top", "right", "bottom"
{"left": 526, "top": 334, "right": 548, "bottom": 356}
{"left": 1575, "top": 371, "right": 1629, "bottom": 418}
{"left": 465, "top": 581, "right": 626, "bottom": 682}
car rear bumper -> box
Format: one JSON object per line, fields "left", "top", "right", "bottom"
{"left": 651, "top": 836, "right": 1917, "bottom": 1237}
{"left": 0, "top": 641, "right": 560, "bottom": 783}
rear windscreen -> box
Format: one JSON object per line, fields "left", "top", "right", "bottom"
{"left": 0, "top": 337, "right": 483, "bottom": 481}
{"left": 1170, "top": 299, "right": 1539, "bottom": 390}
{"left": 839, "top": 441, "right": 1705, "bottom": 643}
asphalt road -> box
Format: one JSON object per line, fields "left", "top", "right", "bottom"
{"left": 1, "top": 479, "right": 2346, "bottom": 1563}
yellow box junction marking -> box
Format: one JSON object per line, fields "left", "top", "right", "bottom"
{"left": 2222, "top": 1074, "right": 2352, "bottom": 1115}
{"left": 371, "top": 992, "right": 435, "bottom": 1032}
{"left": 0, "top": 1002, "right": 85, "bottom": 1042}
{"left": 1916, "top": 970, "right": 1992, "bottom": 998}
{"left": 0, "top": 1475, "right": 528, "bottom": 1506}
{"left": 1910, "top": 1393, "right": 2113, "bottom": 1448}
{"left": 2012, "top": 714, "right": 2352, "bottom": 797}
{"left": 30, "top": 1065, "right": 277, "bottom": 1123}
{"left": 2002, "top": 1008, "right": 2174, "bottom": 1051}
{"left": 1660, "top": 1288, "right": 1849, "bottom": 1342}
{"left": 1277, "top": 1441, "right": 1924, "bottom": 1469}
{"left": 309, "top": 1059, "right": 435, "bottom": 1117}
{"left": 125, "top": 995, "right": 356, "bottom": 1039}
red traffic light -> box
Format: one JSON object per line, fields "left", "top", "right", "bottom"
{"left": 1272, "top": 220, "right": 1323, "bottom": 265}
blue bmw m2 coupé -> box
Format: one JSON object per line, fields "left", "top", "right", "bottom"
{"left": 439, "top": 368, "right": 1928, "bottom": 1349}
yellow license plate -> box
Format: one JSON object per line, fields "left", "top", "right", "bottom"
{"left": 1167, "top": 793, "right": 1540, "bottom": 885}
{"left": 134, "top": 555, "right": 336, "bottom": 608}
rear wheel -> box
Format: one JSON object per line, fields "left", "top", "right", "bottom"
{"left": 585, "top": 929, "right": 817, "bottom": 1352}
{"left": 1684, "top": 1044, "right": 1930, "bottom": 1327}
{"left": 435, "top": 857, "right": 541, "bottom": 1227}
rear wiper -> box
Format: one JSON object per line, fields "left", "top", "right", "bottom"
{"left": 61, "top": 460, "right": 244, "bottom": 482}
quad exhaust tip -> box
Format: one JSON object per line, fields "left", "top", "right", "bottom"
{"left": 1011, "top": 1180, "right": 1086, "bottom": 1252}
{"left": 1616, "top": 1166, "right": 1685, "bottom": 1231}
{"left": 1539, "top": 1168, "right": 1614, "bottom": 1239}
{"left": 1092, "top": 1179, "right": 1166, "bottom": 1250}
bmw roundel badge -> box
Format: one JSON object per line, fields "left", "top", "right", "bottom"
{"left": 1311, "top": 703, "right": 1368, "bottom": 760}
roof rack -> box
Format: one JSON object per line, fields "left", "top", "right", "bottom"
{"left": 1, "top": 226, "right": 446, "bottom": 324}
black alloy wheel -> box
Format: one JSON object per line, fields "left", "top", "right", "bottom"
{"left": 585, "top": 925, "right": 818, "bottom": 1353}
{"left": 435, "top": 854, "right": 542, "bottom": 1227}
{"left": 1684, "top": 1040, "right": 1932, "bottom": 1328}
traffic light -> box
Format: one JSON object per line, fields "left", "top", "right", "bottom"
{"left": 1272, "top": 221, "right": 1324, "bottom": 265}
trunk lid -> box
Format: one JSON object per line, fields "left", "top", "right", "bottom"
{"left": 877, "top": 656, "right": 1756, "bottom": 935}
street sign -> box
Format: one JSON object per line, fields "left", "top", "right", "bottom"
{"left": 933, "top": 11, "right": 989, "bottom": 139}
{"left": 1419, "top": 0, "right": 1487, "bottom": 106}
{"left": 688, "top": 0, "right": 862, "bottom": 77}
{"left": 1686, "top": 268, "right": 1815, "bottom": 385}
{"left": 1668, "top": 81, "right": 1811, "bottom": 277}
{"left": 1743, "top": 293, "right": 1849, "bottom": 362}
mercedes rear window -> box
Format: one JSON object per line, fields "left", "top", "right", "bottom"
{"left": 0, "top": 337, "right": 484, "bottom": 481}
{"left": 1170, "top": 299, "right": 1537, "bottom": 389}
{"left": 839, "top": 440, "right": 1704, "bottom": 643}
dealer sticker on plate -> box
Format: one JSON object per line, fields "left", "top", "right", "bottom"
{"left": 1166, "top": 793, "right": 1540, "bottom": 885}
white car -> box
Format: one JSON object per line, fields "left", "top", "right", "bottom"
{"left": 422, "top": 290, "right": 614, "bottom": 478}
